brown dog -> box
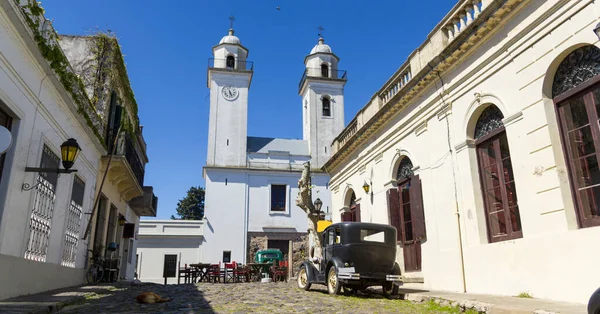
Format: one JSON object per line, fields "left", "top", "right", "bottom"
{"left": 136, "top": 292, "right": 172, "bottom": 304}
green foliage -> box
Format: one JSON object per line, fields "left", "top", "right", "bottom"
{"left": 18, "top": 0, "right": 106, "bottom": 148}
{"left": 171, "top": 186, "right": 205, "bottom": 220}
{"left": 516, "top": 292, "right": 533, "bottom": 298}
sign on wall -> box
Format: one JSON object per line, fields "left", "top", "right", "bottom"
{"left": 0, "top": 126, "right": 11, "bottom": 155}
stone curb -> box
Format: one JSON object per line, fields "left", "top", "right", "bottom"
{"left": 401, "top": 293, "right": 565, "bottom": 314}
{"left": 10, "top": 295, "right": 86, "bottom": 314}
{"left": 403, "top": 293, "right": 493, "bottom": 313}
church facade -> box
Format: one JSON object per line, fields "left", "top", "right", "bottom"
{"left": 325, "top": 0, "right": 600, "bottom": 304}
{"left": 202, "top": 29, "right": 346, "bottom": 270}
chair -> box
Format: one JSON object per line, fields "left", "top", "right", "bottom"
{"left": 224, "top": 262, "right": 236, "bottom": 283}
{"left": 233, "top": 262, "right": 250, "bottom": 282}
{"left": 178, "top": 262, "right": 191, "bottom": 284}
{"left": 208, "top": 262, "right": 221, "bottom": 283}
{"left": 271, "top": 261, "right": 288, "bottom": 282}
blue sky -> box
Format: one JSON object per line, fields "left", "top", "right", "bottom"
{"left": 43, "top": 1, "right": 454, "bottom": 220}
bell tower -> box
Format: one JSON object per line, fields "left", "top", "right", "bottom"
{"left": 298, "top": 36, "right": 346, "bottom": 169}
{"left": 206, "top": 23, "right": 253, "bottom": 167}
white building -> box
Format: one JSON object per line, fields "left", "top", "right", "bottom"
{"left": 136, "top": 220, "right": 204, "bottom": 284}
{"left": 202, "top": 28, "right": 346, "bottom": 271}
{"left": 0, "top": 1, "right": 157, "bottom": 299}
{"left": 0, "top": 1, "right": 103, "bottom": 299}
{"left": 325, "top": 0, "right": 600, "bottom": 305}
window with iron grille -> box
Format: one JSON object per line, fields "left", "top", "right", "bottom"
{"left": 163, "top": 254, "right": 177, "bottom": 278}
{"left": 25, "top": 144, "right": 60, "bottom": 262}
{"left": 61, "top": 175, "right": 85, "bottom": 267}
{"left": 270, "top": 184, "right": 286, "bottom": 212}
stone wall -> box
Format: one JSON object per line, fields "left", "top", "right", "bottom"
{"left": 247, "top": 232, "right": 308, "bottom": 277}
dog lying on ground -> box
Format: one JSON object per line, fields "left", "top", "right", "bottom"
{"left": 136, "top": 292, "right": 172, "bottom": 304}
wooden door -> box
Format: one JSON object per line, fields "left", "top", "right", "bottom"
{"left": 396, "top": 175, "right": 426, "bottom": 272}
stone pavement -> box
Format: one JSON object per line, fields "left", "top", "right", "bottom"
{"left": 0, "top": 279, "right": 588, "bottom": 314}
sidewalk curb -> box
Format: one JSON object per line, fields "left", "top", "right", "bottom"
{"left": 401, "top": 293, "right": 562, "bottom": 314}
{"left": 0, "top": 294, "right": 86, "bottom": 314}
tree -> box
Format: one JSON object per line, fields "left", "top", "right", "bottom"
{"left": 171, "top": 186, "right": 205, "bottom": 220}
{"left": 295, "top": 162, "right": 323, "bottom": 261}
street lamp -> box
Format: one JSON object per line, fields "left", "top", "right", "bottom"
{"left": 362, "top": 181, "right": 370, "bottom": 194}
{"left": 594, "top": 22, "right": 600, "bottom": 41}
{"left": 23, "top": 138, "right": 82, "bottom": 191}
{"left": 312, "top": 198, "right": 324, "bottom": 218}
{"left": 60, "top": 138, "right": 81, "bottom": 171}
{"left": 118, "top": 214, "right": 126, "bottom": 226}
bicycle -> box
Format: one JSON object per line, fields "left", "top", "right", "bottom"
{"left": 85, "top": 249, "right": 105, "bottom": 285}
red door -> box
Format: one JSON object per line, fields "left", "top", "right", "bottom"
{"left": 394, "top": 175, "right": 426, "bottom": 272}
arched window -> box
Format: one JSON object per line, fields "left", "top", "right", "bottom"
{"left": 341, "top": 191, "right": 360, "bottom": 222}
{"left": 396, "top": 157, "right": 414, "bottom": 181}
{"left": 321, "top": 64, "right": 329, "bottom": 78}
{"left": 474, "top": 105, "right": 522, "bottom": 243}
{"left": 226, "top": 55, "right": 235, "bottom": 69}
{"left": 322, "top": 97, "right": 331, "bottom": 117}
{"left": 553, "top": 45, "right": 600, "bottom": 228}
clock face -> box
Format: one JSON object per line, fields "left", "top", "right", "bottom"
{"left": 221, "top": 85, "right": 239, "bottom": 101}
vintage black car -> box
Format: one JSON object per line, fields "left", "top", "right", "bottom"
{"left": 297, "top": 222, "right": 403, "bottom": 296}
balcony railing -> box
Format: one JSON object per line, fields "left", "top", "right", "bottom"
{"left": 208, "top": 58, "right": 253, "bottom": 71}
{"left": 247, "top": 160, "right": 305, "bottom": 171}
{"left": 129, "top": 186, "right": 158, "bottom": 217}
{"left": 299, "top": 68, "right": 347, "bottom": 93}
{"left": 335, "top": 119, "right": 358, "bottom": 149}
{"left": 114, "top": 132, "right": 145, "bottom": 187}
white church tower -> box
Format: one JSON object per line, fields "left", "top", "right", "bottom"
{"left": 206, "top": 26, "right": 253, "bottom": 167}
{"left": 299, "top": 36, "right": 346, "bottom": 169}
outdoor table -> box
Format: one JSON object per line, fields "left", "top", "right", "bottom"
{"left": 246, "top": 262, "right": 272, "bottom": 282}
{"left": 189, "top": 263, "right": 211, "bottom": 282}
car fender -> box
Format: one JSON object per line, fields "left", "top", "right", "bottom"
{"left": 327, "top": 257, "right": 346, "bottom": 273}
{"left": 300, "top": 261, "right": 319, "bottom": 282}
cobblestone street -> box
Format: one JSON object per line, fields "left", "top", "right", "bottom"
{"left": 54, "top": 281, "right": 471, "bottom": 314}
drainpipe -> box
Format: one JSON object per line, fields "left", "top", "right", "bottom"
{"left": 428, "top": 61, "right": 467, "bottom": 293}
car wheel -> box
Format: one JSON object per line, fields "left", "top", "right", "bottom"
{"left": 297, "top": 266, "right": 311, "bottom": 291}
{"left": 327, "top": 266, "right": 342, "bottom": 295}
{"left": 383, "top": 263, "right": 401, "bottom": 297}
{"left": 382, "top": 281, "right": 399, "bottom": 297}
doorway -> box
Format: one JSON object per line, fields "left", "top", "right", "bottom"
{"left": 267, "top": 239, "right": 289, "bottom": 261}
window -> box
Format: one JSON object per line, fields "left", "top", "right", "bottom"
{"left": 223, "top": 251, "right": 231, "bottom": 263}
{"left": 25, "top": 145, "right": 60, "bottom": 262}
{"left": 553, "top": 45, "right": 600, "bottom": 228}
{"left": 0, "top": 107, "right": 12, "bottom": 184}
{"left": 387, "top": 156, "right": 426, "bottom": 272}
{"left": 105, "top": 91, "right": 122, "bottom": 150}
{"left": 61, "top": 175, "right": 85, "bottom": 267}
{"left": 226, "top": 56, "right": 235, "bottom": 69}
{"left": 474, "top": 105, "right": 522, "bottom": 242}
{"left": 105, "top": 204, "right": 118, "bottom": 257}
{"left": 163, "top": 254, "right": 177, "bottom": 278}
{"left": 341, "top": 191, "right": 361, "bottom": 221}
{"left": 321, "top": 64, "right": 329, "bottom": 77}
{"left": 360, "top": 229, "right": 385, "bottom": 243}
{"left": 128, "top": 239, "right": 134, "bottom": 263}
{"left": 93, "top": 195, "right": 108, "bottom": 251}
{"left": 270, "top": 184, "right": 286, "bottom": 212}
{"left": 322, "top": 97, "right": 331, "bottom": 117}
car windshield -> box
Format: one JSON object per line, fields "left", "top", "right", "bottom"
{"left": 360, "top": 228, "right": 386, "bottom": 243}
{"left": 261, "top": 253, "right": 279, "bottom": 259}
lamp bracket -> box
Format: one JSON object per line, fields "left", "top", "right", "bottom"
{"left": 25, "top": 167, "right": 77, "bottom": 174}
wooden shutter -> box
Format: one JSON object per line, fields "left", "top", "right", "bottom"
{"left": 387, "top": 188, "right": 401, "bottom": 242}
{"left": 409, "top": 174, "right": 427, "bottom": 243}
{"left": 354, "top": 203, "right": 361, "bottom": 222}
{"left": 341, "top": 212, "right": 352, "bottom": 221}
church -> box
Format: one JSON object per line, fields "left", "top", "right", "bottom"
{"left": 201, "top": 26, "right": 346, "bottom": 270}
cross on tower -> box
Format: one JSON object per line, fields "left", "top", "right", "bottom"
{"left": 229, "top": 15, "right": 235, "bottom": 29}
{"left": 317, "top": 25, "right": 325, "bottom": 38}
